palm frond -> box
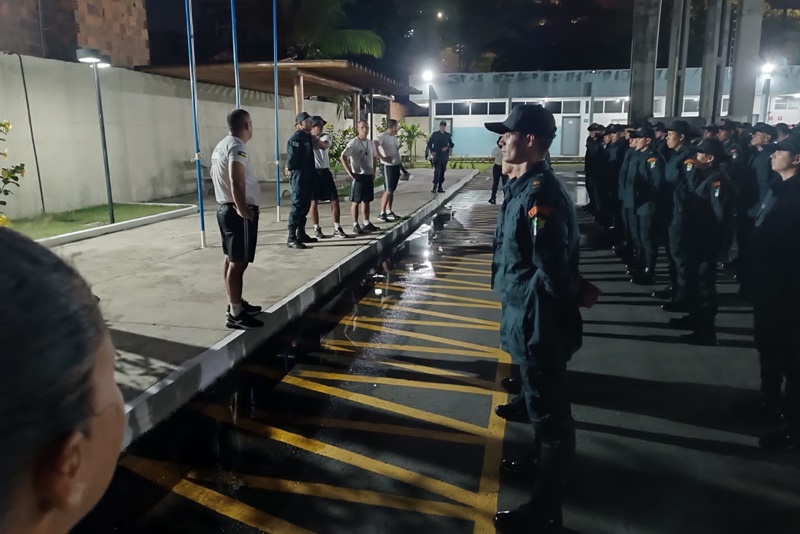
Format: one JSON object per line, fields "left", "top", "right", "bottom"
{"left": 316, "top": 30, "right": 385, "bottom": 59}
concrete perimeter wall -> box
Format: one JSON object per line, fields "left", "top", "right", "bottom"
{"left": 0, "top": 54, "right": 347, "bottom": 219}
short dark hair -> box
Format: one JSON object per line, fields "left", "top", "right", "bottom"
{"left": 227, "top": 109, "right": 250, "bottom": 132}
{"left": 439, "top": 121, "right": 447, "bottom": 127}
{"left": 538, "top": 136, "right": 554, "bottom": 153}
{"left": 387, "top": 119, "right": 398, "bottom": 128}
{"left": 0, "top": 229, "right": 105, "bottom": 518}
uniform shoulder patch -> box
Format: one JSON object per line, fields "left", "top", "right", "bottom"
{"left": 527, "top": 205, "right": 553, "bottom": 219}
{"left": 684, "top": 159, "right": 695, "bottom": 171}
{"left": 292, "top": 141, "right": 300, "bottom": 147}
{"left": 712, "top": 180, "right": 721, "bottom": 198}
{"left": 532, "top": 180, "right": 542, "bottom": 187}
{"left": 237, "top": 150, "right": 247, "bottom": 158}
{"left": 647, "top": 157, "right": 657, "bottom": 168}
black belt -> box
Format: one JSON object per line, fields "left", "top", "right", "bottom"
{"left": 220, "top": 202, "right": 259, "bottom": 211}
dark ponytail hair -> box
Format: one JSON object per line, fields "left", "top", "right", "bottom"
{"left": 0, "top": 229, "right": 106, "bottom": 517}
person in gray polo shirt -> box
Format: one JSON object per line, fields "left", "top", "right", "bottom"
{"left": 210, "top": 109, "right": 263, "bottom": 330}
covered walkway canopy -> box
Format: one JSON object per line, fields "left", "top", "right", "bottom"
{"left": 139, "top": 60, "right": 420, "bottom": 125}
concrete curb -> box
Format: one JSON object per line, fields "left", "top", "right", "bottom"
{"left": 122, "top": 171, "right": 479, "bottom": 448}
{"left": 37, "top": 204, "right": 196, "bottom": 248}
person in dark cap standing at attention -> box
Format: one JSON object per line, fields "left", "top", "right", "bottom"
{"left": 669, "top": 138, "right": 734, "bottom": 345}
{"left": 653, "top": 122, "right": 672, "bottom": 160}
{"left": 740, "top": 134, "right": 800, "bottom": 450}
{"left": 583, "top": 123, "right": 605, "bottom": 215}
{"left": 628, "top": 127, "right": 666, "bottom": 285}
{"left": 716, "top": 120, "right": 744, "bottom": 269}
{"left": 738, "top": 123, "right": 779, "bottom": 284}
{"left": 428, "top": 121, "right": 454, "bottom": 193}
{"left": 285, "top": 112, "right": 318, "bottom": 249}
{"left": 775, "top": 123, "right": 791, "bottom": 143}
{"left": 487, "top": 104, "right": 599, "bottom": 533}
{"left": 617, "top": 126, "right": 641, "bottom": 272}
{"left": 653, "top": 120, "right": 696, "bottom": 311}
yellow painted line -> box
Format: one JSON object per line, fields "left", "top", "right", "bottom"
{"left": 394, "top": 284, "right": 493, "bottom": 293}
{"left": 321, "top": 338, "right": 501, "bottom": 359}
{"left": 391, "top": 270, "right": 491, "bottom": 279}
{"left": 193, "top": 404, "right": 481, "bottom": 507}
{"left": 345, "top": 315, "right": 497, "bottom": 330}
{"left": 433, "top": 260, "right": 493, "bottom": 267}
{"left": 427, "top": 276, "right": 492, "bottom": 289}
{"left": 386, "top": 284, "right": 502, "bottom": 308}
{"left": 311, "top": 346, "right": 505, "bottom": 392}
{"left": 186, "top": 469, "right": 479, "bottom": 521}
{"left": 339, "top": 320, "right": 502, "bottom": 356}
{"left": 440, "top": 255, "right": 493, "bottom": 264}
{"left": 430, "top": 265, "right": 491, "bottom": 275}
{"left": 358, "top": 300, "right": 499, "bottom": 327}
{"left": 244, "top": 410, "right": 488, "bottom": 446}
{"left": 473, "top": 391, "right": 508, "bottom": 534}
{"left": 277, "top": 374, "right": 495, "bottom": 438}
{"left": 120, "top": 456, "right": 314, "bottom": 534}
{"left": 246, "top": 366, "right": 495, "bottom": 396}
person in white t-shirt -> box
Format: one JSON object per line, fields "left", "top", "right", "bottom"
{"left": 210, "top": 109, "right": 263, "bottom": 330}
{"left": 376, "top": 119, "right": 404, "bottom": 222}
{"left": 309, "top": 116, "right": 349, "bottom": 239}
{"left": 340, "top": 120, "right": 381, "bottom": 235}
{"left": 489, "top": 136, "right": 508, "bottom": 204}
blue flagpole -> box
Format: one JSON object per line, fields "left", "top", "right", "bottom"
{"left": 273, "top": 0, "right": 281, "bottom": 221}
{"left": 184, "top": 0, "right": 207, "bottom": 248}
{"left": 230, "top": 0, "right": 241, "bottom": 108}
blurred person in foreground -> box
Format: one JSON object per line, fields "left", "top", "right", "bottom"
{"left": 0, "top": 228, "right": 125, "bottom": 534}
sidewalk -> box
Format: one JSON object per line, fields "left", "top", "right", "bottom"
{"left": 52, "top": 169, "right": 477, "bottom": 447}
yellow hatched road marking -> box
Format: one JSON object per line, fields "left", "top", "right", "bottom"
{"left": 430, "top": 265, "right": 491, "bottom": 275}
{"left": 439, "top": 255, "right": 493, "bottom": 264}
{"left": 361, "top": 300, "right": 500, "bottom": 330}
{"left": 120, "top": 456, "right": 314, "bottom": 534}
{"left": 276, "top": 375, "right": 495, "bottom": 438}
{"left": 193, "top": 403, "right": 481, "bottom": 507}
{"left": 185, "top": 468, "right": 479, "bottom": 521}
{"left": 244, "top": 365, "right": 495, "bottom": 396}
{"left": 393, "top": 283, "right": 493, "bottom": 292}
{"left": 321, "top": 338, "right": 501, "bottom": 359}
{"left": 246, "top": 410, "right": 489, "bottom": 445}
{"left": 385, "top": 284, "right": 501, "bottom": 307}
{"left": 339, "top": 320, "right": 502, "bottom": 356}
{"left": 345, "top": 316, "right": 498, "bottom": 330}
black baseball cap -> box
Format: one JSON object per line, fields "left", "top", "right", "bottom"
{"left": 776, "top": 123, "right": 791, "bottom": 136}
{"left": 753, "top": 122, "right": 778, "bottom": 138}
{"left": 629, "top": 127, "right": 655, "bottom": 140}
{"left": 666, "top": 120, "right": 692, "bottom": 137}
{"left": 774, "top": 134, "right": 800, "bottom": 154}
{"left": 295, "top": 112, "right": 312, "bottom": 124}
{"left": 310, "top": 115, "right": 327, "bottom": 127}
{"left": 694, "top": 138, "right": 729, "bottom": 161}
{"left": 587, "top": 122, "right": 604, "bottom": 132}
{"left": 485, "top": 104, "right": 557, "bottom": 139}
{"left": 654, "top": 122, "right": 668, "bottom": 133}
{"left": 718, "top": 120, "right": 738, "bottom": 131}
{"left": 703, "top": 124, "right": 720, "bottom": 134}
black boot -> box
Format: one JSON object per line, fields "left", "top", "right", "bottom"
{"left": 297, "top": 228, "right": 318, "bottom": 244}
{"left": 652, "top": 286, "right": 673, "bottom": 299}
{"left": 286, "top": 228, "right": 306, "bottom": 249}
{"left": 495, "top": 396, "right": 528, "bottom": 423}
{"left": 501, "top": 377, "right": 522, "bottom": 394}
{"left": 632, "top": 268, "right": 655, "bottom": 285}
{"left": 494, "top": 500, "right": 563, "bottom": 534}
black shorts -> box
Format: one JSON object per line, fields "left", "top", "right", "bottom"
{"left": 217, "top": 203, "right": 259, "bottom": 263}
{"left": 383, "top": 165, "right": 401, "bottom": 192}
{"left": 313, "top": 168, "right": 339, "bottom": 202}
{"left": 349, "top": 174, "right": 375, "bottom": 203}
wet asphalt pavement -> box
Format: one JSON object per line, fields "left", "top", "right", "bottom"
{"left": 73, "top": 170, "right": 800, "bottom": 534}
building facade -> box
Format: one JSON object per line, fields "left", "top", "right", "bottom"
{"left": 409, "top": 67, "right": 800, "bottom": 157}
{"left": 0, "top": 0, "right": 149, "bottom": 67}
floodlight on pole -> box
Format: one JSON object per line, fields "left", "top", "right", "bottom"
{"left": 761, "top": 62, "right": 776, "bottom": 75}
{"left": 77, "top": 47, "right": 115, "bottom": 224}
{"left": 422, "top": 70, "right": 434, "bottom": 82}
{"left": 437, "top": 11, "right": 444, "bottom": 19}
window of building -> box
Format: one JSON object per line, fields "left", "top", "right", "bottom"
{"left": 789, "top": 96, "right": 800, "bottom": 110}
{"left": 777, "top": 96, "right": 800, "bottom": 110}
{"left": 721, "top": 97, "right": 729, "bottom": 114}
{"left": 605, "top": 99, "right": 623, "bottom": 113}
{"left": 593, "top": 100, "right": 604, "bottom": 113}
{"left": 470, "top": 102, "right": 489, "bottom": 115}
{"left": 453, "top": 102, "right": 470, "bottom": 115}
{"left": 653, "top": 98, "right": 665, "bottom": 116}
{"left": 683, "top": 97, "right": 700, "bottom": 113}
{"left": 488, "top": 102, "right": 507, "bottom": 115}
{"left": 435, "top": 102, "right": 453, "bottom": 115}
{"left": 544, "top": 100, "right": 563, "bottom": 114}
{"left": 562, "top": 100, "right": 581, "bottom": 114}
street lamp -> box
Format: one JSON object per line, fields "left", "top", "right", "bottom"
{"left": 422, "top": 69, "right": 434, "bottom": 82}
{"left": 77, "top": 48, "right": 115, "bottom": 224}
{"left": 437, "top": 11, "right": 444, "bottom": 19}
{"left": 761, "top": 62, "right": 776, "bottom": 75}
{"left": 760, "top": 62, "right": 775, "bottom": 122}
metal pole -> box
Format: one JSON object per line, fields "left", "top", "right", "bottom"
{"left": 230, "top": 0, "right": 241, "bottom": 108}
{"left": 92, "top": 65, "right": 115, "bottom": 224}
{"left": 273, "top": 0, "right": 281, "bottom": 222}
{"left": 184, "top": 0, "right": 207, "bottom": 248}
{"left": 6, "top": 52, "right": 46, "bottom": 213}
{"left": 760, "top": 77, "right": 771, "bottom": 122}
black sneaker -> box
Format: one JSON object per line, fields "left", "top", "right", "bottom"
{"left": 437, "top": 187, "right": 445, "bottom": 193}
{"left": 362, "top": 222, "right": 381, "bottom": 233}
{"left": 431, "top": 187, "right": 437, "bottom": 193}
{"left": 314, "top": 227, "right": 325, "bottom": 239}
{"left": 226, "top": 311, "right": 264, "bottom": 330}
{"left": 241, "top": 300, "right": 262, "bottom": 315}
{"left": 377, "top": 213, "right": 390, "bottom": 222}
{"left": 386, "top": 212, "right": 399, "bottom": 221}
{"left": 298, "top": 231, "right": 318, "bottom": 244}
{"left": 287, "top": 238, "right": 307, "bottom": 249}
{"left": 352, "top": 224, "right": 365, "bottom": 235}
{"left": 333, "top": 226, "right": 350, "bottom": 238}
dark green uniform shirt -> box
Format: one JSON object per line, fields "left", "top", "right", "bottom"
{"left": 287, "top": 130, "right": 315, "bottom": 173}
